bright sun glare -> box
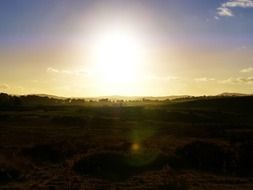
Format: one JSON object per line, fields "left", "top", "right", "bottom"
{"left": 90, "top": 27, "right": 145, "bottom": 88}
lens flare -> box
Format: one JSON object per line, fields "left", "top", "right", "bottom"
{"left": 131, "top": 143, "right": 141, "bottom": 152}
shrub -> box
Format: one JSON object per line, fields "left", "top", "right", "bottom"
{"left": 236, "top": 142, "right": 253, "bottom": 176}
{"left": 0, "top": 167, "right": 21, "bottom": 184}
{"left": 21, "top": 144, "right": 64, "bottom": 164}
{"left": 51, "top": 116, "right": 86, "bottom": 126}
{"left": 175, "top": 141, "right": 235, "bottom": 173}
{"left": 73, "top": 151, "right": 168, "bottom": 181}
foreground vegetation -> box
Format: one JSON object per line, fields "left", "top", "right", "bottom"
{"left": 0, "top": 93, "right": 253, "bottom": 189}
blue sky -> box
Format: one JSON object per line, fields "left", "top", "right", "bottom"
{"left": 0, "top": 0, "right": 253, "bottom": 49}
{"left": 1, "top": 0, "right": 253, "bottom": 46}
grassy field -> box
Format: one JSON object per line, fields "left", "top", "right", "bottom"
{"left": 1, "top": 96, "right": 253, "bottom": 189}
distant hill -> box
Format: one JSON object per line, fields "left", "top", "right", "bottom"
{"left": 2, "top": 92, "right": 252, "bottom": 101}
{"left": 217, "top": 92, "right": 250, "bottom": 97}
{"left": 89, "top": 95, "right": 191, "bottom": 101}
{"left": 6, "top": 93, "right": 191, "bottom": 101}
{"left": 30, "top": 94, "right": 66, "bottom": 99}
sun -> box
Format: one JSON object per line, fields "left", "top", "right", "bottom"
{"left": 89, "top": 27, "right": 145, "bottom": 87}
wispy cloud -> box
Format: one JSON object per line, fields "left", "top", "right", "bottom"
{"left": 0, "top": 83, "right": 10, "bottom": 90}
{"left": 47, "top": 67, "right": 88, "bottom": 76}
{"left": 220, "top": 76, "right": 253, "bottom": 84}
{"left": 240, "top": 67, "right": 253, "bottom": 73}
{"left": 220, "top": 78, "right": 234, "bottom": 84}
{"left": 47, "top": 67, "right": 59, "bottom": 73}
{"left": 144, "top": 75, "right": 179, "bottom": 81}
{"left": 217, "top": 7, "right": 234, "bottom": 16}
{"left": 238, "top": 76, "right": 253, "bottom": 83}
{"left": 194, "top": 77, "right": 215, "bottom": 82}
{"left": 217, "top": 0, "right": 253, "bottom": 17}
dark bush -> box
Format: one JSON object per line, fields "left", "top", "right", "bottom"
{"left": 51, "top": 116, "right": 86, "bottom": 126}
{"left": 175, "top": 141, "right": 235, "bottom": 173}
{"left": 156, "top": 181, "right": 189, "bottom": 190}
{"left": 73, "top": 151, "right": 168, "bottom": 181}
{"left": 236, "top": 142, "right": 253, "bottom": 176}
{"left": 0, "top": 167, "right": 22, "bottom": 184}
{"left": 21, "top": 144, "right": 65, "bottom": 164}
{"left": 73, "top": 152, "right": 130, "bottom": 181}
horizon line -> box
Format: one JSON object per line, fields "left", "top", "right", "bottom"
{"left": 1, "top": 91, "right": 252, "bottom": 99}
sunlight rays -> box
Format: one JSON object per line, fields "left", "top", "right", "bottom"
{"left": 88, "top": 25, "right": 146, "bottom": 94}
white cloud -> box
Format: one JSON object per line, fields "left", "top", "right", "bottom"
{"left": 217, "top": 7, "right": 234, "bottom": 16}
{"left": 240, "top": 67, "right": 253, "bottom": 73}
{"left": 217, "top": 0, "right": 253, "bottom": 17}
{"left": 225, "top": 0, "right": 253, "bottom": 7}
{"left": 194, "top": 77, "right": 215, "bottom": 82}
